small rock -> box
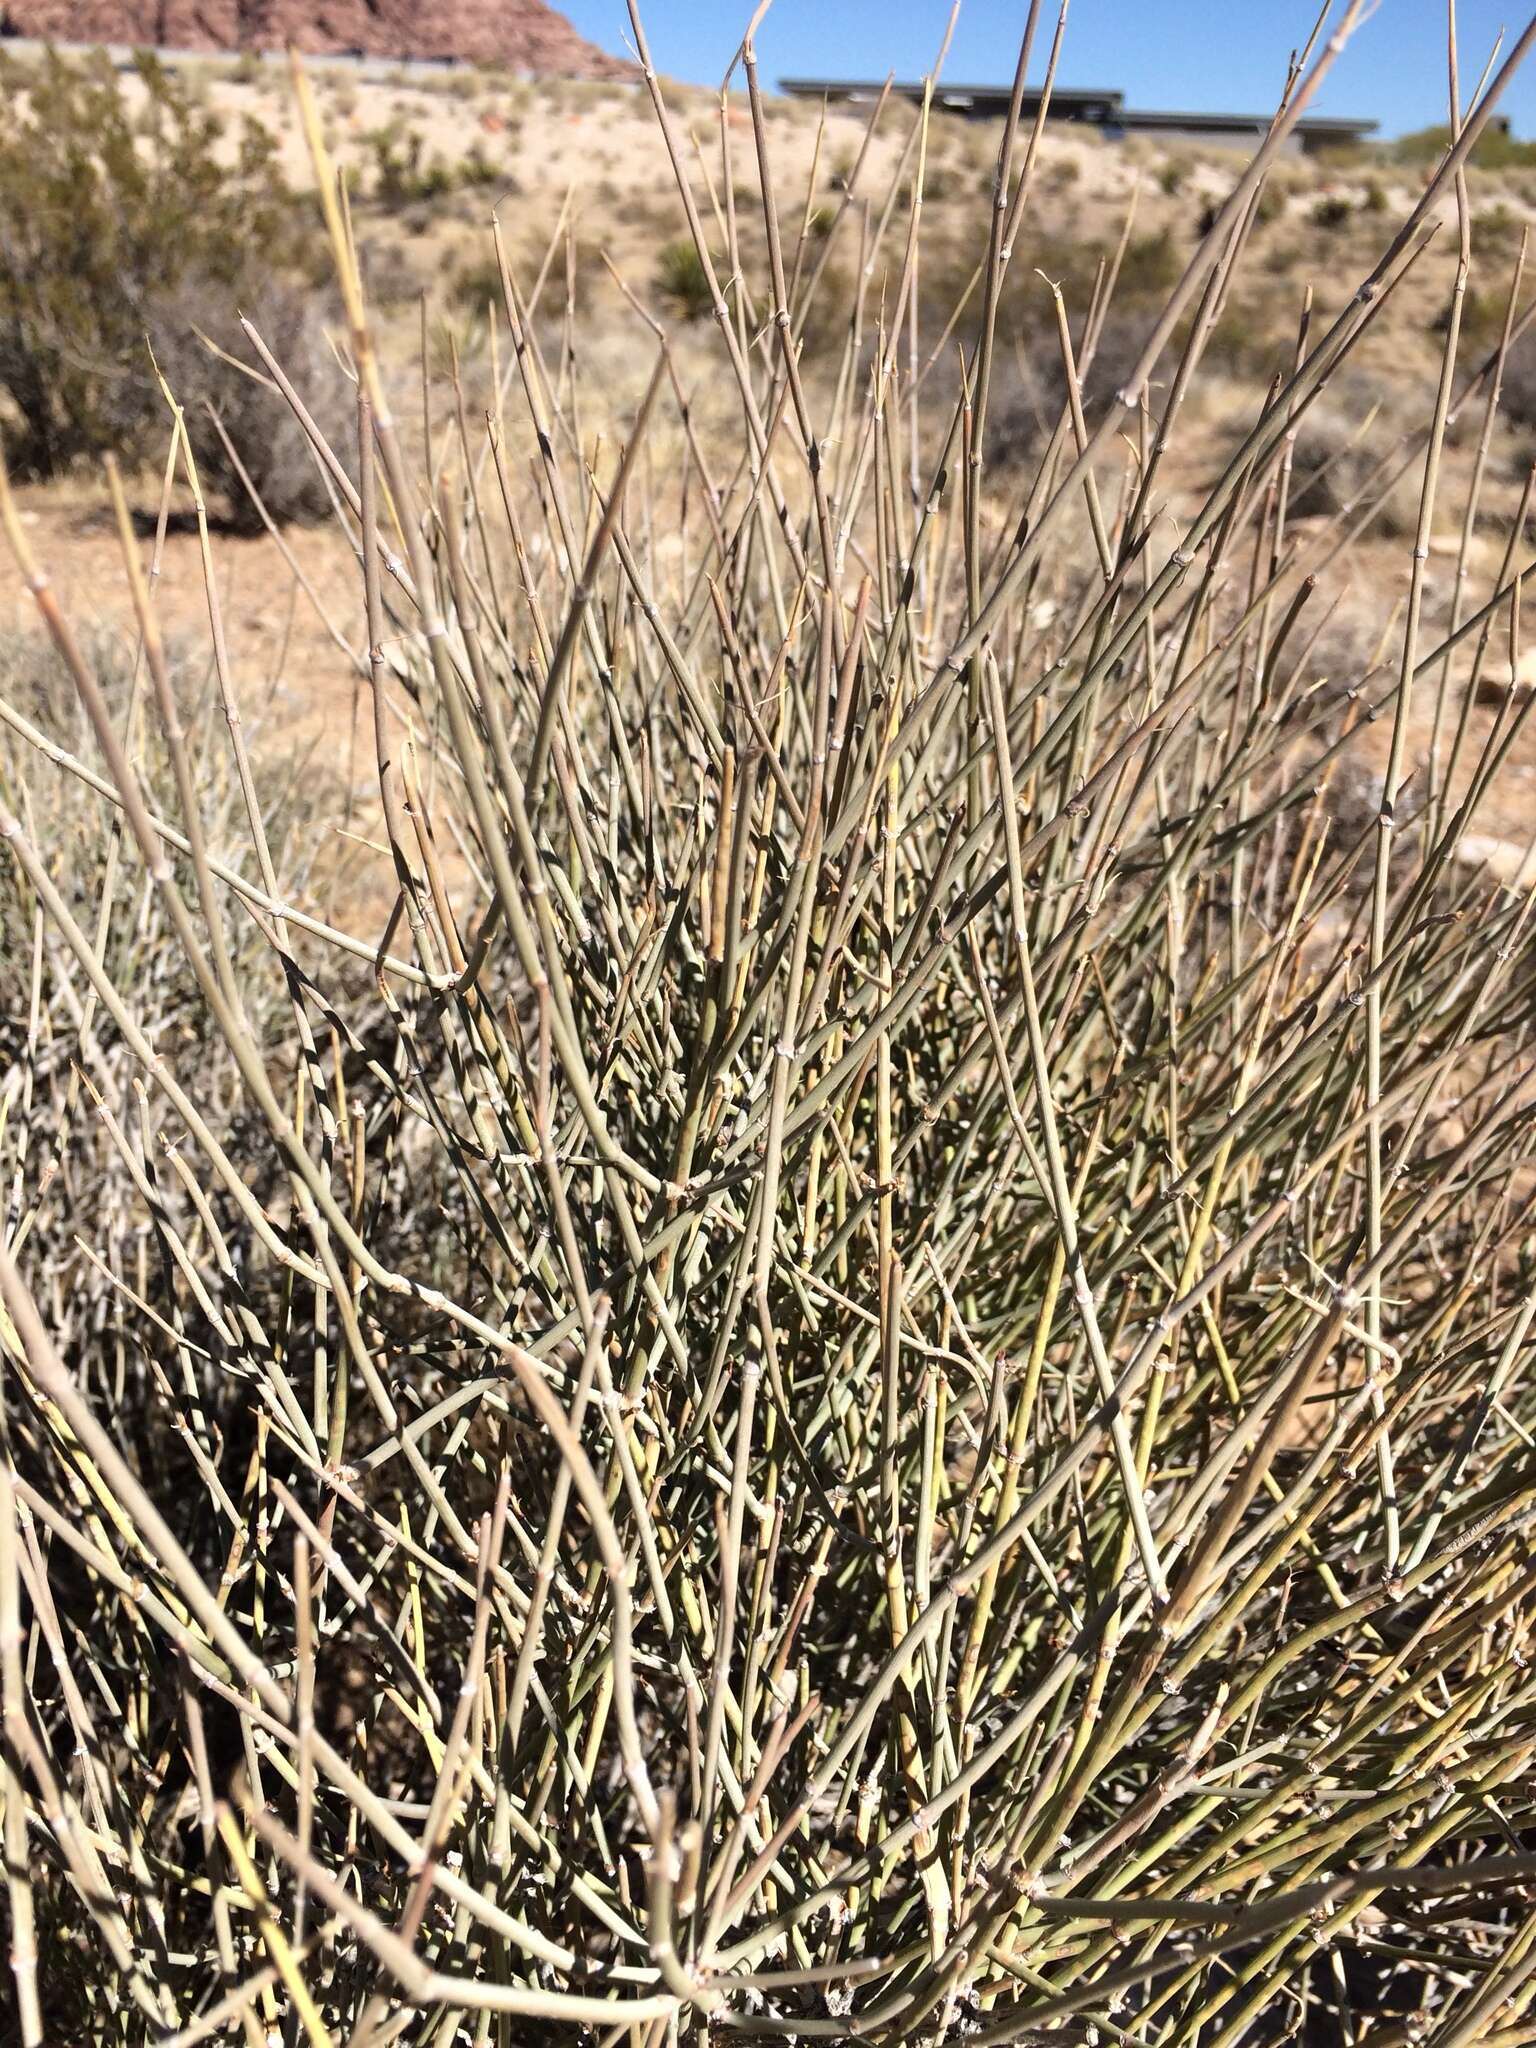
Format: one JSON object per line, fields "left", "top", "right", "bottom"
{"left": 1473, "top": 644, "right": 1536, "bottom": 705}
{"left": 1455, "top": 833, "right": 1536, "bottom": 888}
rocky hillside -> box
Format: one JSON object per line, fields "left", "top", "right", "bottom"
{"left": 0, "top": 0, "right": 634, "bottom": 78}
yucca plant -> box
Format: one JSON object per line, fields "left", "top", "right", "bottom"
{"left": 5, "top": 5, "right": 1536, "bottom": 2044}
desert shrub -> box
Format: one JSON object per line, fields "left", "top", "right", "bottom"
{"left": 1306, "top": 139, "right": 1377, "bottom": 171}
{"left": 1396, "top": 118, "right": 1536, "bottom": 169}
{"left": 0, "top": 49, "right": 313, "bottom": 490}
{"left": 1285, "top": 371, "right": 1422, "bottom": 535}
{"left": 1255, "top": 181, "right": 1287, "bottom": 228}
{"left": 148, "top": 285, "right": 354, "bottom": 532}
{"left": 1311, "top": 191, "right": 1354, "bottom": 228}
{"left": 452, "top": 252, "right": 505, "bottom": 313}
{"left": 459, "top": 141, "right": 503, "bottom": 189}
{"left": 356, "top": 235, "right": 424, "bottom": 311}
{"left": 1438, "top": 282, "right": 1523, "bottom": 356}
{"left": 986, "top": 309, "right": 1150, "bottom": 465}
{"left": 0, "top": 629, "right": 337, "bottom": 1290}
{"left": 655, "top": 236, "right": 714, "bottom": 319}
{"left": 1494, "top": 331, "right": 1536, "bottom": 429}
{"left": 1117, "top": 224, "right": 1183, "bottom": 298}
{"left": 1201, "top": 300, "right": 1273, "bottom": 372}
{"left": 367, "top": 120, "right": 461, "bottom": 205}
{"left": 455, "top": 233, "right": 604, "bottom": 328}
{"left": 1256, "top": 176, "right": 1289, "bottom": 222}
{"left": 984, "top": 349, "right": 1073, "bottom": 468}
{"left": 548, "top": 235, "right": 613, "bottom": 323}
{"left": 795, "top": 258, "right": 857, "bottom": 364}
{"left": 1199, "top": 177, "right": 1285, "bottom": 239}
{"left": 397, "top": 199, "right": 441, "bottom": 238}
{"left": 6, "top": 20, "right": 1536, "bottom": 2048}
{"left": 1474, "top": 199, "right": 1524, "bottom": 256}
{"left": 928, "top": 225, "right": 1181, "bottom": 363}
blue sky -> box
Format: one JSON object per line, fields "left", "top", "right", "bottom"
{"left": 561, "top": 1, "right": 1536, "bottom": 141}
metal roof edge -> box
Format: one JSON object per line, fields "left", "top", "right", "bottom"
{"left": 777, "top": 78, "right": 1379, "bottom": 136}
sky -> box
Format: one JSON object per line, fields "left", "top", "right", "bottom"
{"left": 559, "top": 1, "right": 1536, "bottom": 141}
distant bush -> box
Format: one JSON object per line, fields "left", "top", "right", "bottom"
{"left": 655, "top": 238, "right": 714, "bottom": 320}
{"left": 917, "top": 221, "right": 1182, "bottom": 364}
{"left": 150, "top": 287, "right": 354, "bottom": 533}
{"left": 0, "top": 49, "right": 322, "bottom": 519}
{"left": 1201, "top": 302, "right": 1271, "bottom": 373}
{"left": 1436, "top": 283, "right": 1520, "bottom": 356}
{"left": 365, "top": 124, "right": 506, "bottom": 209}
{"left": 986, "top": 310, "right": 1149, "bottom": 466}
{"left": 368, "top": 121, "right": 455, "bottom": 205}
{"left": 1199, "top": 179, "right": 1285, "bottom": 239}
{"left": 1286, "top": 374, "right": 1420, "bottom": 535}
{"left": 357, "top": 235, "right": 424, "bottom": 311}
{"left": 1311, "top": 193, "right": 1354, "bottom": 228}
{"left": 453, "top": 234, "right": 605, "bottom": 334}
{"left": 1474, "top": 200, "right": 1523, "bottom": 255}
{"left": 1494, "top": 334, "right": 1536, "bottom": 430}
{"left": 1117, "top": 226, "right": 1183, "bottom": 298}
{"left": 452, "top": 254, "right": 505, "bottom": 314}
{"left": 460, "top": 142, "right": 502, "bottom": 189}
{"left": 1395, "top": 119, "right": 1536, "bottom": 168}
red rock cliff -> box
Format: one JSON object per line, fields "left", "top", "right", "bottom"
{"left": 0, "top": 1, "right": 634, "bottom": 79}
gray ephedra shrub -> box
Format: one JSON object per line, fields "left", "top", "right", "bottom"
{"left": 5, "top": 6, "right": 1536, "bottom": 2044}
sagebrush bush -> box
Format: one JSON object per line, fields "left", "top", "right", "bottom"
{"left": 5, "top": 11, "right": 1536, "bottom": 2047}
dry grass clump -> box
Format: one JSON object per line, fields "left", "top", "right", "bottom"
{"left": 7, "top": 6, "right": 1536, "bottom": 2045}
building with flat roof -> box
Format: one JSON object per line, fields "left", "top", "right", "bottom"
{"left": 779, "top": 78, "right": 1379, "bottom": 156}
